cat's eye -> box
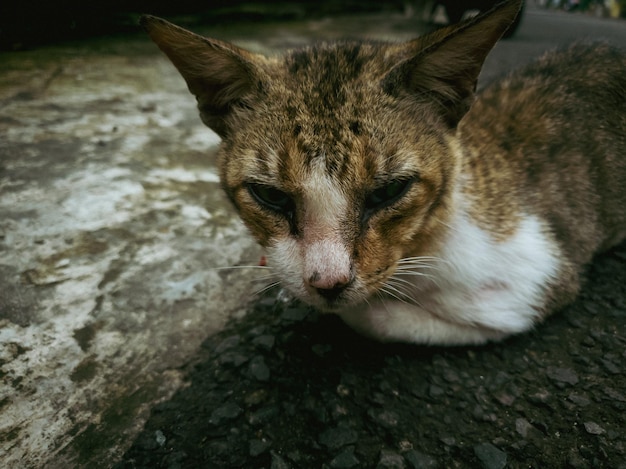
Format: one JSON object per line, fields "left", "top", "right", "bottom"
{"left": 365, "top": 178, "right": 413, "bottom": 211}
{"left": 247, "top": 183, "right": 294, "bottom": 214}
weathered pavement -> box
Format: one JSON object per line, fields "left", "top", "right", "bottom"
{"left": 0, "top": 9, "right": 435, "bottom": 468}
{"left": 1, "top": 5, "right": 625, "bottom": 468}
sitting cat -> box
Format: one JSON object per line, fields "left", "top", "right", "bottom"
{"left": 142, "top": 0, "right": 626, "bottom": 345}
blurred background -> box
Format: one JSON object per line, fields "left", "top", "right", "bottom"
{"left": 2, "top": 0, "right": 624, "bottom": 51}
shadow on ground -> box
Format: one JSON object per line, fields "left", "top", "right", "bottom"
{"left": 118, "top": 241, "right": 626, "bottom": 469}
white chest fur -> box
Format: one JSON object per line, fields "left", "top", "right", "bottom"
{"left": 338, "top": 209, "right": 561, "bottom": 345}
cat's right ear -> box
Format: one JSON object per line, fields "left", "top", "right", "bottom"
{"left": 140, "top": 15, "right": 266, "bottom": 138}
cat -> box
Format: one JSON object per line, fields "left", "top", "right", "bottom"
{"left": 141, "top": 0, "right": 626, "bottom": 345}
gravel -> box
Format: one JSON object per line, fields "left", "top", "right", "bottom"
{"left": 117, "top": 242, "right": 626, "bottom": 468}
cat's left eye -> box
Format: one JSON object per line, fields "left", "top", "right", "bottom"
{"left": 247, "top": 183, "right": 294, "bottom": 214}
{"left": 365, "top": 178, "right": 413, "bottom": 211}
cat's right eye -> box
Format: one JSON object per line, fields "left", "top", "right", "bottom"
{"left": 247, "top": 183, "right": 294, "bottom": 215}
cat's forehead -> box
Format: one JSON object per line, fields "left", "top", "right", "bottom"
{"left": 272, "top": 41, "right": 401, "bottom": 107}
{"left": 284, "top": 41, "right": 384, "bottom": 80}
{"left": 226, "top": 42, "right": 442, "bottom": 185}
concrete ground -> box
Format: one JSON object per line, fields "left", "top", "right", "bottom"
{"left": 1, "top": 4, "right": 625, "bottom": 468}
{"left": 0, "top": 10, "right": 434, "bottom": 468}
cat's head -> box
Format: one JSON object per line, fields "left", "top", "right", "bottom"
{"left": 142, "top": 0, "right": 522, "bottom": 311}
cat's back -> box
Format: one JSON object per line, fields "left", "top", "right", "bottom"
{"left": 460, "top": 42, "right": 626, "bottom": 265}
{"left": 469, "top": 42, "right": 626, "bottom": 146}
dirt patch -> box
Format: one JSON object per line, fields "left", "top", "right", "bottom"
{"left": 117, "top": 241, "right": 626, "bottom": 468}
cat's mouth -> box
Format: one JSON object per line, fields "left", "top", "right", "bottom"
{"left": 302, "top": 280, "right": 367, "bottom": 313}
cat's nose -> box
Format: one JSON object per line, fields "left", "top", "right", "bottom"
{"left": 315, "top": 284, "right": 348, "bottom": 301}
{"left": 308, "top": 272, "right": 352, "bottom": 301}
{"left": 304, "top": 239, "right": 353, "bottom": 301}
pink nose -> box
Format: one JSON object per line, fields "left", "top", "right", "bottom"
{"left": 307, "top": 271, "right": 352, "bottom": 301}
{"left": 304, "top": 239, "right": 352, "bottom": 300}
{"left": 308, "top": 271, "right": 350, "bottom": 290}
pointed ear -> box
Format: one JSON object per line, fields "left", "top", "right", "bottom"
{"left": 140, "top": 15, "right": 266, "bottom": 138}
{"left": 382, "top": 0, "right": 522, "bottom": 127}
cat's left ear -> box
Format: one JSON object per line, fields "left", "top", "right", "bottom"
{"left": 383, "top": 0, "right": 522, "bottom": 127}
{"left": 141, "top": 15, "right": 267, "bottom": 138}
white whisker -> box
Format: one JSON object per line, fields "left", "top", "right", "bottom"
{"left": 252, "top": 281, "right": 281, "bottom": 298}
{"left": 381, "top": 282, "right": 415, "bottom": 305}
{"left": 209, "top": 265, "right": 272, "bottom": 272}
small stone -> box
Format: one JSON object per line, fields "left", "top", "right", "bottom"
{"left": 515, "top": 418, "right": 542, "bottom": 440}
{"left": 154, "top": 429, "right": 166, "bottom": 447}
{"left": 546, "top": 367, "right": 579, "bottom": 387}
{"left": 439, "top": 437, "right": 456, "bottom": 447}
{"left": 527, "top": 389, "right": 552, "bottom": 407}
{"left": 442, "top": 368, "right": 460, "bottom": 383}
{"left": 377, "top": 449, "right": 406, "bottom": 469}
{"left": 249, "top": 355, "right": 270, "bottom": 382}
{"left": 252, "top": 334, "right": 275, "bottom": 351}
{"left": 494, "top": 392, "right": 516, "bottom": 407}
{"left": 428, "top": 384, "right": 445, "bottom": 399}
{"left": 270, "top": 451, "right": 290, "bottom": 469}
{"left": 248, "top": 405, "right": 279, "bottom": 426}
{"left": 398, "top": 440, "right": 413, "bottom": 452}
{"left": 209, "top": 402, "right": 242, "bottom": 426}
{"left": 404, "top": 449, "right": 438, "bottom": 469}
{"left": 473, "top": 443, "right": 507, "bottom": 469}
{"left": 583, "top": 422, "right": 606, "bottom": 435}
{"left": 218, "top": 352, "right": 249, "bottom": 367}
{"left": 215, "top": 335, "right": 240, "bottom": 354}
{"left": 584, "top": 303, "right": 599, "bottom": 315}
{"left": 330, "top": 448, "right": 360, "bottom": 468}
{"left": 515, "top": 418, "right": 533, "bottom": 438}
{"left": 249, "top": 438, "right": 271, "bottom": 457}
{"left": 318, "top": 426, "right": 358, "bottom": 451}
{"left": 368, "top": 409, "right": 399, "bottom": 429}
{"left": 281, "top": 307, "right": 309, "bottom": 322}
{"left": 567, "top": 392, "right": 591, "bottom": 407}
{"left": 600, "top": 357, "right": 620, "bottom": 375}
{"left": 604, "top": 387, "right": 626, "bottom": 402}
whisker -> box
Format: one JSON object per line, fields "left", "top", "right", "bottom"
{"left": 384, "top": 278, "right": 430, "bottom": 310}
{"left": 381, "top": 289, "right": 410, "bottom": 307}
{"left": 393, "top": 269, "right": 435, "bottom": 278}
{"left": 396, "top": 256, "right": 450, "bottom": 267}
{"left": 396, "top": 256, "right": 441, "bottom": 263}
{"left": 209, "top": 265, "right": 272, "bottom": 272}
{"left": 381, "top": 282, "right": 415, "bottom": 305}
{"left": 252, "top": 281, "right": 281, "bottom": 298}
{"left": 387, "top": 275, "right": 418, "bottom": 289}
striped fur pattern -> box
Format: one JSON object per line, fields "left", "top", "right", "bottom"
{"left": 143, "top": 0, "right": 626, "bottom": 344}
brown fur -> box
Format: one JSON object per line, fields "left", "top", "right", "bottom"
{"left": 141, "top": 0, "right": 626, "bottom": 341}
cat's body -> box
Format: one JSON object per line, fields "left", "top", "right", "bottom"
{"left": 143, "top": 0, "right": 626, "bottom": 345}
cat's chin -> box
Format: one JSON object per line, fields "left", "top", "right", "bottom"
{"left": 303, "top": 295, "right": 367, "bottom": 314}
